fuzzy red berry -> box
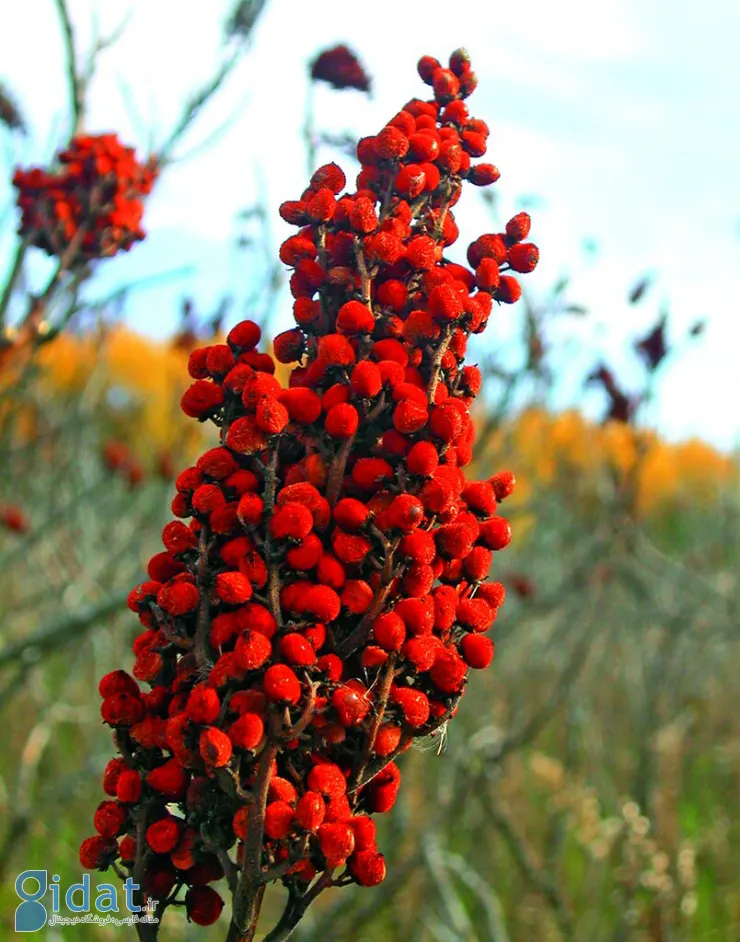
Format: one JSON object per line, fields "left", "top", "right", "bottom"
{"left": 235, "top": 630, "right": 272, "bottom": 670}
{"left": 94, "top": 801, "right": 126, "bottom": 838}
{"left": 147, "top": 759, "right": 188, "bottom": 799}
{"left": 350, "top": 850, "right": 387, "bottom": 886}
{"left": 350, "top": 361, "right": 383, "bottom": 398}
{"left": 147, "top": 817, "right": 182, "bottom": 853}
{"left": 490, "top": 470, "right": 516, "bottom": 501}
{"left": 79, "top": 836, "right": 117, "bottom": 870}
{"left": 430, "top": 648, "right": 467, "bottom": 693}
{"left": 263, "top": 664, "right": 302, "bottom": 705}
{"left": 307, "top": 762, "right": 347, "bottom": 799}
{"left": 270, "top": 503, "right": 314, "bottom": 540}
{"left": 186, "top": 685, "right": 220, "bottom": 724}
{"left": 374, "top": 723, "right": 402, "bottom": 756}
{"left": 507, "top": 242, "right": 539, "bottom": 273}
{"left": 279, "top": 388, "right": 322, "bottom": 424}
{"left": 406, "top": 441, "right": 439, "bottom": 476}
{"left": 264, "top": 800, "right": 296, "bottom": 840}
{"left": 157, "top": 581, "right": 199, "bottom": 616}
{"left": 295, "top": 791, "right": 326, "bottom": 831}
{"left": 461, "top": 633, "right": 494, "bottom": 668}
{"left": 505, "top": 211, "right": 531, "bottom": 242}
{"left": 186, "top": 886, "right": 224, "bottom": 926}
{"left": 496, "top": 275, "right": 522, "bottom": 304}
{"left": 181, "top": 379, "right": 224, "bottom": 420}
{"left": 325, "top": 402, "right": 360, "bottom": 438}
{"left": 375, "top": 125, "right": 410, "bottom": 160}
{"left": 337, "top": 300, "right": 375, "bottom": 335}
{"left": 199, "top": 728, "right": 233, "bottom": 768}
{"left": 391, "top": 686, "right": 430, "bottom": 726}
{"left": 478, "top": 516, "right": 512, "bottom": 550}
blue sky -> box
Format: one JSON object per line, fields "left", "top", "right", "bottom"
{"left": 1, "top": 0, "right": 739, "bottom": 448}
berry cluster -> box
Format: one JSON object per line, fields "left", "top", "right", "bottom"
{"left": 102, "top": 441, "right": 146, "bottom": 488}
{"left": 310, "top": 44, "right": 371, "bottom": 93}
{"left": 13, "top": 133, "right": 156, "bottom": 260}
{"left": 81, "top": 50, "right": 536, "bottom": 936}
{"left": 0, "top": 503, "right": 28, "bottom": 534}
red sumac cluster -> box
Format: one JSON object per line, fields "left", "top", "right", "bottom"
{"left": 13, "top": 133, "right": 155, "bottom": 259}
{"left": 81, "top": 49, "right": 536, "bottom": 932}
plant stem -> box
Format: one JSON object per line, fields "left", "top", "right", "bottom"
{"left": 226, "top": 736, "right": 279, "bottom": 942}
{"left": 53, "top": 0, "right": 85, "bottom": 133}
{"left": 194, "top": 525, "right": 212, "bottom": 670}
{"left": 0, "top": 238, "right": 29, "bottom": 326}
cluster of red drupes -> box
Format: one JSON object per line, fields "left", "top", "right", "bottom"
{"left": 310, "top": 44, "right": 372, "bottom": 93}
{"left": 80, "top": 49, "right": 537, "bottom": 929}
{"left": 13, "top": 133, "right": 155, "bottom": 260}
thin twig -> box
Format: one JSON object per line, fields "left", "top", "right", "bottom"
{"left": 493, "top": 617, "right": 596, "bottom": 764}
{"left": 159, "top": 46, "right": 243, "bottom": 165}
{"left": 53, "top": 0, "right": 84, "bottom": 132}
{"left": 262, "top": 871, "right": 335, "bottom": 942}
{"left": 489, "top": 798, "right": 574, "bottom": 940}
{"left": 427, "top": 327, "right": 453, "bottom": 404}
{"left": 326, "top": 395, "right": 386, "bottom": 507}
{"left": 0, "top": 237, "right": 29, "bottom": 326}
{"left": 0, "top": 590, "right": 128, "bottom": 669}
{"left": 349, "top": 654, "right": 396, "bottom": 793}
{"left": 194, "top": 525, "right": 212, "bottom": 670}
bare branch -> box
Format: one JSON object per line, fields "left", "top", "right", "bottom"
{"left": 488, "top": 798, "right": 573, "bottom": 940}
{"left": 53, "top": 0, "right": 84, "bottom": 133}
{"left": 0, "top": 590, "right": 128, "bottom": 670}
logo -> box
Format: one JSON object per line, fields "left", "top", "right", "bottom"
{"left": 15, "top": 871, "right": 158, "bottom": 932}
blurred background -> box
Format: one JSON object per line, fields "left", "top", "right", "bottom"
{"left": 0, "top": 1, "right": 738, "bottom": 940}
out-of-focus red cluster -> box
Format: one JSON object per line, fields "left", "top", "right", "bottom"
{"left": 0, "top": 504, "right": 29, "bottom": 534}
{"left": 13, "top": 133, "right": 156, "bottom": 260}
{"left": 101, "top": 440, "right": 146, "bottom": 488}
{"left": 310, "top": 44, "right": 371, "bottom": 93}
{"left": 80, "top": 50, "right": 537, "bottom": 930}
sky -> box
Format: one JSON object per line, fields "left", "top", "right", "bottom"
{"left": 1, "top": 0, "right": 739, "bottom": 448}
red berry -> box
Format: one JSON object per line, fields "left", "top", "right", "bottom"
{"left": 186, "top": 886, "right": 224, "bottom": 926}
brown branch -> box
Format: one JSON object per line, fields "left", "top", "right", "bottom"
{"left": 227, "top": 731, "right": 280, "bottom": 942}
{"left": 133, "top": 806, "right": 161, "bottom": 942}
{"left": 336, "top": 582, "right": 393, "bottom": 659}
{"left": 279, "top": 677, "right": 317, "bottom": 741}
{"left": 261, "top": 445, "right": 284, "bottom": 629}
{"left": 262, "top": 871, "right": 335, "bottom": 942}
{"left": 260, "top": 834, "right": 311, "bottom": 884}
{"left": 353, "top": 238, "right": 373, "bottom": 307}
{"left": 327, "top": 395, "right": 387, "bottom": 507}
{"left": 326, "top": 434, "right": 354, "bottom": 507}
{"left": 427, "top": 327, "right": 453, "bottom": 404}
{"left": 193, "top": 525, "right": 212, "bottom": 670}
{"left": 200, "top": 824, "right": 238, "bottom": 892}
{"left": 349, "top": 654, "right": 396, "bottom": 795}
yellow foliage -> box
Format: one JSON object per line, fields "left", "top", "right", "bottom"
{"left": 5, "top": 329, "right": 735, "bottom": 514}
{"left": 33, "top": 327, "right": 207, "bottom": 456}
{"left": 477, "top": 407, "right": 734, "bottom": 518}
